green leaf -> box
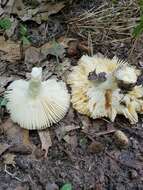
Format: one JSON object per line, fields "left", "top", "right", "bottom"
{"left": 19, "top": 24, "right": 28, "bottom": 36}
{"left": 60, "top": 183, "right": 72, "bottom": 190}
{"left": 0, "top": 18, "right": 11, "bottom": 30}
{"left": 132, "top": 15, "right": 143, "bottom": 38}
{"left": 21, "top": 36, "right": 31, "bottom": 45}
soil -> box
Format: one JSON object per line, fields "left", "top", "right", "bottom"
{"left": 0, "top": 0, "right": 143, "bottom": 190}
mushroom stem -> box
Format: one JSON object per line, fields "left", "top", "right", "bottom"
{"left": 28, "top": 67, "right": 42, "bottom": 98}
{"left": 28, "top": 79, "right": 42, "bottom": 98}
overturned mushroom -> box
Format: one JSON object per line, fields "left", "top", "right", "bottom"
{"left": 5, "top": 67, "right": 70, "bottom": 130}
{"left": 68, "top": 55, "right": 143, "bottom": 124}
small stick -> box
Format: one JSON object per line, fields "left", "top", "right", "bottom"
{"left": 4, "top": 165, "right": 23, "bottom": 182}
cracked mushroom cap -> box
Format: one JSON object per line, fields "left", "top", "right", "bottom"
{"left": 5, "top": 67, "right": 70, "bottom": 130}
{"left": 68, "top": 55, "right": 143, "bottom": 124}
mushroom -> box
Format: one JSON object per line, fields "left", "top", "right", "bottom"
{"left": 68, "top": 55, "right": 143, "bottom": 124}
{"left": 5, "top": 67, "right": 70, "bottom": 130}
{"left": 115, "top": 65, "right": 138, "bottom": 91}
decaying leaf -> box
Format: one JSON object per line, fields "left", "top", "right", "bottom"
{"left": 55, "top": 58, "right": 71, "bottom": 78}
{"left": 0, "top": 143, "right": 10, "bottom": 156}
{"left": 55, "top": 125, "right": 80, "bottom": 141}
{"left": 0, "top": 36, "right": 21, "bottom": 63}
{"left": 5, "top": 17, "right": 18, "bottom": 38}
{"left": 33, "top": 2, "right": 65, "bottom": 24}
{"left": 24, "top": 46, "right": 41, "bottom": 69}
{"left": 88, "top": 141, "right": 104, "bottom": 154}
{"left": 41, "top": 40, "right": 65, "bottom": 59}
{"left": 57, "top": 37, "right": 77, "bottom": 48}
{"left": 63, "top": 134, "right": 78, "bottom": 148}
{"left": 1, "top": 119, "right": 32, "bottom": 147}
{"left": 3, "top": 153, "right": 16, "bottom": 166}
{"left": 11, "top": 1, "right": 65, "bottom": 23}
{"left": 38, "top": 129, "right": 52, "bottom": 157}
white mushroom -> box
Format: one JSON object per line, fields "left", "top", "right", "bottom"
{"left": 68, "top": 55, "right": 143, "bottom": 124}
{"left": 5, "top": 67, "right": 70, "bottom": 130}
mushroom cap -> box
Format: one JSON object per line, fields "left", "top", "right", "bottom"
{"left": 68, "top": 55, "right": 143, "bottom": 124}
{"left": 5, "top": 68, "right": 70, "bottom": 130}
{"left": 115, "top": 66, "right": 137, "bottom": 84}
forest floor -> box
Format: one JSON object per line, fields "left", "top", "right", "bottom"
{"left": 0, "top": 0, "right": 143, "bottom": 189}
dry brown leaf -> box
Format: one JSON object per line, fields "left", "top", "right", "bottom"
{"left": 88, "top": 141, "right": 104, "bottom": 154}
{"left": 54, "top": 58, "right": 71, "bottom": 78}
{"left": 55, "top": 125, "right": 80, "bottom": 140}
{"left": 1, "top": 119, "right": 33, "bottom": 148}
{"left": 57, "top": 37, "right": 77, "bottom": 48}
{"left": 0, "top": 143, "right": 10, "bottom": 156}
{"left": 63, "top": 134, "right": 78, "bottom": 148}
{"left": 1, "top": 119, "right": 24, "bottom": 144}
{"left": 11, "top": 1, "right": 64, "bottom": 23}
{"left": 0, "top": 37, "right": 21, "bottom": 63}
{"left": 38, "top": 2, "right": 65, "bottom": 16}
{"left": 41, "top": 40, "right": 65, "bottom": 59}
{"left": 38, "top": 129, "right": 52, "bottom": 157}
{"left": 15, "top": 184, "right": 29, "bottom": 190}
{"left": 3, "top": 153, "right": 16, "bottom": 166}
{"left": 24, "top": 46, "right": 41, "bottom": 69}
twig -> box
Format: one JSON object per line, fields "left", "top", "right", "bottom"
{"left": 93, "top": 129, "right": 116, "bottom": 137}
{"left": 128, "top": 37, "right": 139, "bottom": 60}
{"left": 4, "top": 165, "right": 23, "bottom": 182}
{"left": 105, "top": 152, "right": 141, "bottom": 171}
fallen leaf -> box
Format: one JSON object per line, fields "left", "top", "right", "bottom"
{"left": 11, "top": 0, "right": 25, "bottom": 16}
{"left": 60, "top": 183, "right": 72, "bottom": 190}
{"left": 67, "top": 41, "right": 78, "bottom": 57}
{"left": 57, "top": 37, "right": 77, "bottom": 48}
{"left": 32, "top": 2, "right": 65, "bottom": 23}
{"left": 9, "top": 144, "right": 32, "bottom": 155}
{"left": 46, "top": 182, "right": 59, "bottom": 190}
{"left": 38, "top": 2, "right": 65, "bottom": 16}
{"left": 15, "top": 184, "right": 29, "bottom": 190}
{"left": 0, "top": 36, "right": 21, "bottom": 63}
{"left": 55, "top": 58, "right": 71, "bottom": 78}
{"left": 5, "top": 0, "right": 17, "bottom": 14}
{"left": 41, "top": 40, "right": 65, "bottom": 59}
{"left": 5, "top": 17, "right": 18, "bottom": 38}
{"left": 24, "top": 46, "right": 41, "bottom": 69}
{"left": 38, "top": 129, "right": 52, "bottom": 157}
{"left": 88, "top": 141, "right": 104, "bottom": 154}
{"left": 78, "top": 41, "right": 91, "bottom": 54}
{"left": 3, "top": 153, "right": 16, "bottom": 166}
{"left": 11, "top": 1, "right": 64, "bottom": 23}
{"left": 1, "top": 119, "right": 24, "bottom": 144}
{"left": 63, "top": 134, "right": 78, "bottom": 148}
{"left": 1, "top": 119, "right": 33, "bottom": 148}
{"left": 0, "top": 143, "right": 10, "bottom": 156}
{"left": 55, "top": 125, "right": 80, "bottom": 141}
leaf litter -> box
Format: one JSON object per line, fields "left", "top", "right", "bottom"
{"left": 38, "top": 129, "right": 52, "bottom": 157}
{"left": 0, "top": 0, "right": 143, "bottom": 189}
